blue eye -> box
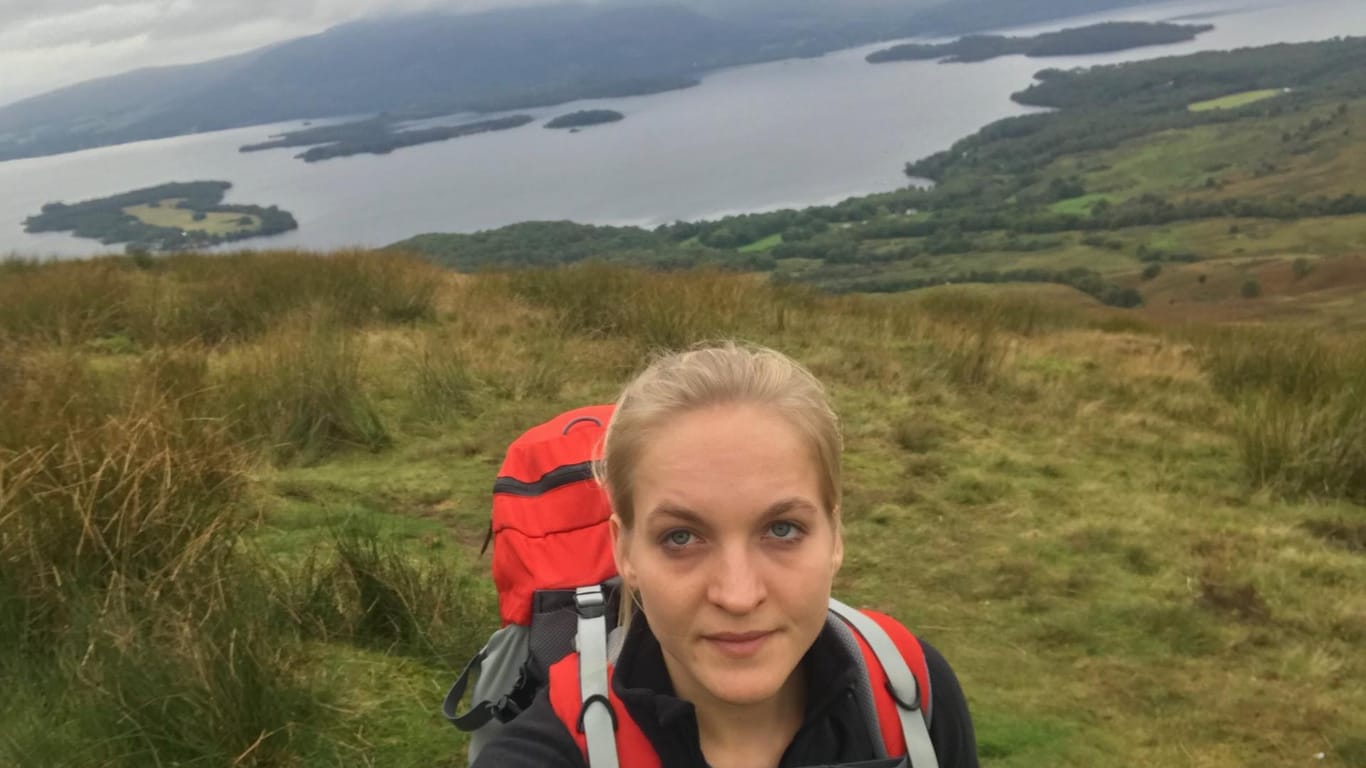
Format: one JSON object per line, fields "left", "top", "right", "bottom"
{"left": 768, "top": 521, "right": 800, "bottom": 540}
{"left": 663, "top": 530, "right": 694, "bottom": 549}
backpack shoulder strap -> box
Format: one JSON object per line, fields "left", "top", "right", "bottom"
{"left": 547, "top": 653, "right": 660, "bottom": 768}
{"left": 829, "top": 598, "right": 938, "bottom": 768}
{"left": 547, "top": 586, "right": 661, "bottom": 768}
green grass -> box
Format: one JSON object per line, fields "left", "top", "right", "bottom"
{"left": 1189, "top": 89, "right": 1284, "bottom": 112}
{"left": 1117, "top": 216, "right": 1366, "bottom": 260}
{"left": 1065, "top": 98, "right": 1366, "bottom": 201}
{"left": 739, "top": 233, "right": 784, "bottom": 253}
{"left": 830, "top": 213, "right": 1366, "bottom": 298}
{"left": 124, "top": 197, "right": 261, "bottom": 234}
{"left": 2, "top": 255, "right": 1364, "bottom": 767}
{"left": 1049, "top": 193, "right": 1112, "bottom": 216}
{"left": 800, "top": 237, "right": 1141, "bottom": 289}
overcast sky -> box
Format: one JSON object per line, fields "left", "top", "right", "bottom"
{"left": 0, "top": 0, "right": 553, "bottom": 107}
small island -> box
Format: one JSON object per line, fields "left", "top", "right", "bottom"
{"left": 23, "top": 181, "right": 298, "bottom": 252}
{"left": 545, "top": 110, "right": 625, "bottom": 130}
{"left": 240, "top": 114, "right": 534, "bottom": 162}
{"left": 867, "top": 21, "right": 1214, "bottom": 64}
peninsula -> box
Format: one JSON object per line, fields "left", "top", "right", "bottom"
{"left": 867, "top": 21, "right": 1214, "bottom": 64}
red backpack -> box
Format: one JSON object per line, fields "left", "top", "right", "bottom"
{"left": 444, "top": 405, "right": 939, "bottom": 768}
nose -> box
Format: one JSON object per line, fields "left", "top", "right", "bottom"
{"left": 706, "top": 542, "right": 766, "bottom": 614}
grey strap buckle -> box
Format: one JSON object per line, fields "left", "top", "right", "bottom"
{"left": 575, "top": 585, "right": 618, "bottom": 768}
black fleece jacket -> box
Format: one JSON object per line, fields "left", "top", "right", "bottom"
{"left": 470, "top": 612, "right": 978, "bottom": 768}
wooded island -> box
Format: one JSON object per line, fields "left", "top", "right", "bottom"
{"left": 24, "top": 181, "right": 297, "bottom": 251}
{"left": 545, "top": 110, "right": 625, "bottom": 129}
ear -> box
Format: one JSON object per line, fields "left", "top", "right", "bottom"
{"left": 609, "top": 513, "right": 636, "bottom": 587}
{"left": 830, "top": 505, "right": 845, "bottom": 575}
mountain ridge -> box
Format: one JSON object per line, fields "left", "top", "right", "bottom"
{"left": 0, "top": 0, "right": 1176, "bottom": 163}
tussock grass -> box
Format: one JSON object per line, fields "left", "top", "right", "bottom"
{"left": 0, "top": 414, "right": 245, "bottom": 642}
{"left": 286, "top": 526, "right": 494, "bottom": 661}
{"left": 934, "top": 321, "right": 1013, "bottom": 389}
{"left": 407, "top": 330, "right": 480, "bottom": 421}
{"left": 892, "top": 414, "right": 948, "bottom": 454}
{"left": 1198, "top": 328, "right": 1366, "bottom": 500}
{"left": 1199, "top": 327, "right": 1347, "bottom": 401}
{"left": 0, "top": 259, "right": 142, "bottom": 345}
{"left": 4, "top": 574, "right": 316, "bottom": 768}
{"left": 0, "top": 348, "right": 315, "bottom": 767}
{"left": 494, "top": 262, "right": 772, "bottom": 349}
{"left": 217, "top": 309, "right": 390, "bottom": 462}
{"left": 910, "top": 287, "right": 1087, "bottom": 336}
{"left": 0, "top": 250, "right": 441, "bottom": 346}
{"left": 0, "top": 349, "right": 242, "bottom": 633}
{"left": 1235, "top": 389, "right": 1366, "bottom": 501}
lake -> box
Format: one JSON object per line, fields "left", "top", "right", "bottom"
{"left": 2, "top": 0, "right": 1364, "bottom": 258}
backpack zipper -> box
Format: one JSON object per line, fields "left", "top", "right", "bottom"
{"left": 492, "top": 461, "right": 596, "bottom": 497}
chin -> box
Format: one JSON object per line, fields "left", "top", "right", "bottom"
{"left": 699, "top": 667, "right": 791, "bottom": 706}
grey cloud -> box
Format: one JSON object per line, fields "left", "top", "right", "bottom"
{"left": 138, "top": 0, "right": 538, "bottom": 41}
{"left": 2, "top": 0, "right": 548, "bottom": 50}
{"left": 0, "top": 0, "right": 561, "bottom": 104}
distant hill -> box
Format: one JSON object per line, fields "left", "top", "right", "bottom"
{"left": 0, "top": 0, "right": 1178, "bottom": 163}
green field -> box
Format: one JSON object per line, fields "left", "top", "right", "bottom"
{"left": 124, "top": 198, "right": 261, "bottom": 235}
{"left": 1189, "top": 89, "right": 1284, "bottom": 112}
{"left": 1070, "top": 99, "right": 1366, "bottom": 201}
{"left": 739, "top": 233, "right": 784, "bottom": 252}
{"left": 1048, "top": 193, "right": 1113, "bottom": 215}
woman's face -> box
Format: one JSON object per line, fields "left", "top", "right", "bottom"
{"left": 611, "top": 402, "right": 843, "bottom": 710}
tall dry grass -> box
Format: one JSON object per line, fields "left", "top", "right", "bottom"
{"left": 0, "top": 343, "right": 319, "bottom": 766}
{"left": 910, "top": 287, "right": 1085, "bottom": 337}
{"left": 1198, "top": 328, "right": 1366, "bottom": 501}
{"left": 216, "top": 308, "right": 391, "bottom": 462}
{"left": 493, "top": 262, "right": 773, "bottom": 349}
{"left": 407, "top": 329, "right": 480, "bottom": 421}
{"left": 285, "top": 526, "right": 496, "bottom": 661}
{"left": 0, "top": 250, "right": 442, "bottom": 347}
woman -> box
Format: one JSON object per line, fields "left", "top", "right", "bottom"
{"left": 473, "top": 342, "right": 978, "bottom": 768}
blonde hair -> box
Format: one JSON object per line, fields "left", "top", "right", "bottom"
{"left": 597, "top": 341, "right": 842, "bottom": 625}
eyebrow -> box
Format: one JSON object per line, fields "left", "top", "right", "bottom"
{"left": 647, "top": 497, "right": 819, "bottom": 526}
{"left": 763, "top": 498, "right": 820, "bottom": 519}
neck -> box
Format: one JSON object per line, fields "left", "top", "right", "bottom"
{"left": 688, "top": 666, "right": 807, "bottom": 768}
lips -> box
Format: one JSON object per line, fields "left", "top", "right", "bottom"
{"left": 704, "top": 630, "right": 774, "bottom": 658}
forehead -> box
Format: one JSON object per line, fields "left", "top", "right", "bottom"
{"left": 631, "top": 403, "right": 824, "bottom": 517}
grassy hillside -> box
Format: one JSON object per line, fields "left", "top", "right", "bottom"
{"left": 10, "top": 37, "right": 1362, "bottom": 766}
{"left": 1, "top": 251, "right": 1362, "bottom": 766}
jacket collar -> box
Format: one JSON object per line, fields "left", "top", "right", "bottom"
{"left": 611, "top": 608, "right": 864, "bottom": 739}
